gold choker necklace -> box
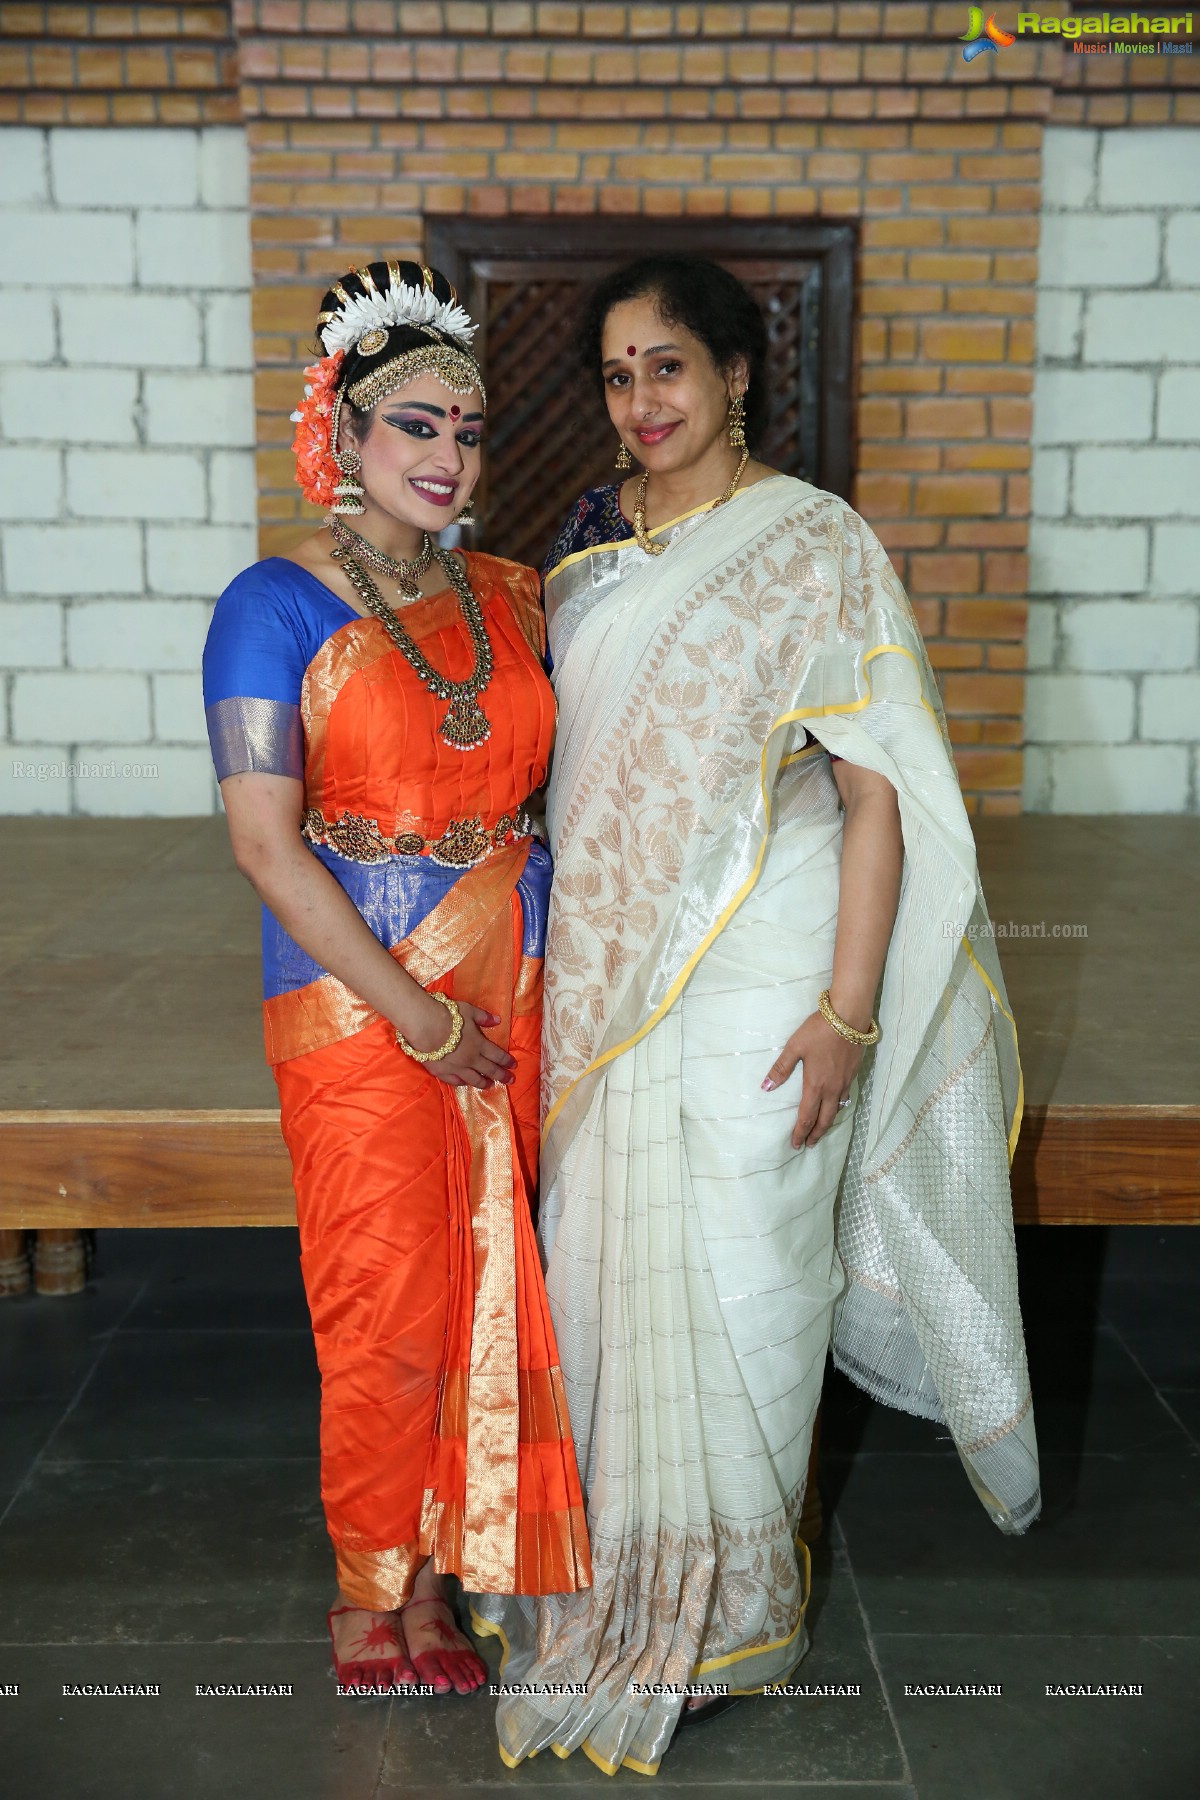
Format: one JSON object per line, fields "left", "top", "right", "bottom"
{"left": 328, "top": 516, "right": 433, "bottom": 600}
{"left": 631, "top": 449, "right": 750, "bottom": 558}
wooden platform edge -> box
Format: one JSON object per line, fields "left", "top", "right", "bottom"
{"left": 0, "top": 1104, "right": 1198, "bottom": 1228}
{"left": 1009, "top": 1104, "right": 1200, "bottom": 1225}
{"left": 0, "top": 1111, "right": 295, "bottom": 1228}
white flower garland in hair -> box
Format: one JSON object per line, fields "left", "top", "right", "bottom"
{"left": 319, "top": 272, "right": 478, "bottom": 356}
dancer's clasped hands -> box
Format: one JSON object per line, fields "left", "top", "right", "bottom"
{"left": 411, "top": 999, "right": 516, "bottom": 1090}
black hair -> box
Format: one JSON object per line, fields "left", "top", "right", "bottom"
{"left": 577, "top": 255, "right": 770, "bottom": 451}
{"left": 313, "top": 259, "right": 471, "bottom": 440}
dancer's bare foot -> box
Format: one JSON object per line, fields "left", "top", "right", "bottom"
{"left": 327, "top": 1595, "right": 416, "bottom": 1692}
{"left": 401, "top": 1562, "right": 487, "bottom": 1695}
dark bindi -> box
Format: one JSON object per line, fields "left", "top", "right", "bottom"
{"left": 449, "top": 404, "right": 461, "bottom": 418}
{"left": 627, "top": 345, "right": 636, "bottom": 357}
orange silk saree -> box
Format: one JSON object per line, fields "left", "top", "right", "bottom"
{"left": 204, "top": 550, "right": 591, "bottom": 1612}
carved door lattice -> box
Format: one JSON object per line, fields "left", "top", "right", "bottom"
{"left": 428, "top": 221, "right": 855, "bottom": 573}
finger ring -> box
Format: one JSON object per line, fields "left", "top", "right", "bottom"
{"left": 837, "top": 1097, "right": 851, "bottom": 1109}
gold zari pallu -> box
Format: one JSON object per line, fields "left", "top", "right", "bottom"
{"left": 302, "top": 806, "right": 536, "bottom": 868}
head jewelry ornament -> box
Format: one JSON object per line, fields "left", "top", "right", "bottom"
{"left": 317, "top": 265, "right": 478, "bottom": 357}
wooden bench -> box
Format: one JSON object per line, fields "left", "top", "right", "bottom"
{"left": 2, "top": 816, "right": 1197, "bottom": 1229}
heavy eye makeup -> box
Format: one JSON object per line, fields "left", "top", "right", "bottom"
{"left": 380, "top": 408, "right": 484, "bottom": 449}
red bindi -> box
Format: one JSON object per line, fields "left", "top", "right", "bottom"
{"left": 449, "top": 404, "right": 461, "bottom": 418}
{"left": 627, "top": 345, "right": 636, "bottom": 357}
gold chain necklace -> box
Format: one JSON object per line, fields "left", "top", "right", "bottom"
{"left": 332, "top": 544, "right": 494, "bottom": 751}
{"left": 329, "top": 516, "right": 433, "bottom": 600}
{"left": 632, "top": 448, "right": 750, "bottom": 558}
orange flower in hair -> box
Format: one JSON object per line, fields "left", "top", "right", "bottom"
{"left": 290, "top": 350, "right": 345, "bottom": 508}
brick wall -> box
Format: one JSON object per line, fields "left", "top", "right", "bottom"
{"left": 0, "top": 126, "right": 253, "bottom": 814}
{"left": 1026, "top": 126, "right": 1200, "bottom": 813}
{"left": 0, "top": 3, "right": 239, "bottom": 124}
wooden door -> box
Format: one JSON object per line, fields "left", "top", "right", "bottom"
{"left": 427, "top": 218, "right": 855, "bottom": 572}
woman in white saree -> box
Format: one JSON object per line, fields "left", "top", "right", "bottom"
{"left": 473, "top": 257, "right": 1039, "bottom": 1777}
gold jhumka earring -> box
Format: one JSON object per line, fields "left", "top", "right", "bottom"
{"left": 728, "top": 391, "right": 747, "bottom": 452}
{"left": 329, "top": 388, "right": 366, "bottom": 515}
{"left": 615, "top": 437, "right": 633, "bottom": 471}
{"left": 331, "top": 446, "right": 365, "bottom": 515}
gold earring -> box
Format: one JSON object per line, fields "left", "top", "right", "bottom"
{"left": 457, "top": 501, "right": 475, "bottom": 524}
{"left": 331, "top": 446, "right": 365, "bottom": 515}
{"left": 728, "top": 392, "right": 747, "bottom": 452}
{"left": 615, "top": 437, "right": 633, "bottom": 472}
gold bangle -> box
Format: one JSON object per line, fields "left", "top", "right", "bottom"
{"left": 818, "top": 988, "right": 880, "bottom": 1047}
{"left": 395, "top": 991, "right": 463, "bottom": 1063}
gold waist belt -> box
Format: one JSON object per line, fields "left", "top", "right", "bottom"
{"left": 301, "top": 806, "right": 536, "bottom": 869}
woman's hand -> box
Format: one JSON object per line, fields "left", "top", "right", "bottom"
{"left": 401, "top": 997, "right": 516, "bottom": 1091}
{"left": 763, "top": 1012, "right": 863, "bottom": 1150}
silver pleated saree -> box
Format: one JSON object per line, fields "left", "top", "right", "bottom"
{"left": 473, "top": 474, "right": 1040, "bottom": 1777}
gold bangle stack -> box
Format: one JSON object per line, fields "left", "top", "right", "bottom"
{"left": 818, "top": 989, "right": 881, "bottom": 1047}
{"left": 395, "top": 990, "right": 463, "bottom": 1063}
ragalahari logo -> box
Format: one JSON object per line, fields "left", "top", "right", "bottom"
{"left": 960, "top": 7, "right": 1017, "bottom": 58}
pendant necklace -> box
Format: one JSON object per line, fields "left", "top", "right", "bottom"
{"left": 328, "top": 527, "right": 494, "bottom": 751}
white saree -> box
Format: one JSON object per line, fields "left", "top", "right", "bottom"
{"left": 473, "top": 475, "right": 1039, "bottom": 1777}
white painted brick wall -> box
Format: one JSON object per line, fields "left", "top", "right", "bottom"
{"left": 1027, "top": 128, "right": 1200, "bottom": 814}
{"left": 0, "top": 127, "right": 254, "bottom": 816}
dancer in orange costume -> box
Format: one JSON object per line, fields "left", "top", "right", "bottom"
{"left": 203, "top": 260, "right": 590, "bottom": 1697}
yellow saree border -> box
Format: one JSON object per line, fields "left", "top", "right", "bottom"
{"left": 543, "top": 642, "right": 1024, "bottom": 1159}
{"left": 472, "top": 1536, "right": 812, "bottom": 1778}
{"left": 962, "top": 936, "right": 1025, "bottom": 1161}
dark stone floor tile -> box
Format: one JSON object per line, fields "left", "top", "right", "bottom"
{"left": 875, "top": 1633, "right": 1198, "bottom": 1800}
{"left": 380, "top": 1544, "right": 904, "bottom": 1790}
{"left": 829, "top": 1451, "right": 1200, "bottom": 1638}
{"left": 0, "top": 1643, "right": 387, "bottom": 1800}
{"left": 1099, "top": 1226, "right": 1200, "bottom": 1288}
{"left": 0, "top": 1276, "right": 147, "bottom": 1403}
{"left": 45, "top": 1328, "right": 318, "bottom": 1463}
{"left": 0, "top": 1399, "right": 65, "bottom": 1497}
{"left": 0, "top": 1460, "right": 328, "bottom": 1643}
{"left": 1022, "top": 1325, "right": 1191, "bottom": 1457}
{"left": 121, "top": 1229, "right": 310, "bottom": 1333}
{"left": 1101, "top": 1286, "right": 1200, "bottom": 1390}
{"left": 1159, "top": 1390, "right": 1200, "bottom": 1447}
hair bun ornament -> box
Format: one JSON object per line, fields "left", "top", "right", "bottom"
{"left": 319, "top": 267, "right": 478, "bottom": 357}
{"left": 290, "top": 350, "right": 345, "bottom": 508}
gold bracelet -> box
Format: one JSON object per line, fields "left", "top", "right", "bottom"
{"left": 818, "top": 988, "right": 880, "bottom": 1047}
{"left": 395, "top": 991, "right": 463, "bottom": 1063}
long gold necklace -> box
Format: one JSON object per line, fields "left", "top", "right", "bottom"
{"left": 632, "top": 447, "right": 750, "bottom": 558}
{"left": 331, "top": 541, "right": 494, "bottom": 751}
{"left": 329, "top": 515, "right": 433, "bottom": 599}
